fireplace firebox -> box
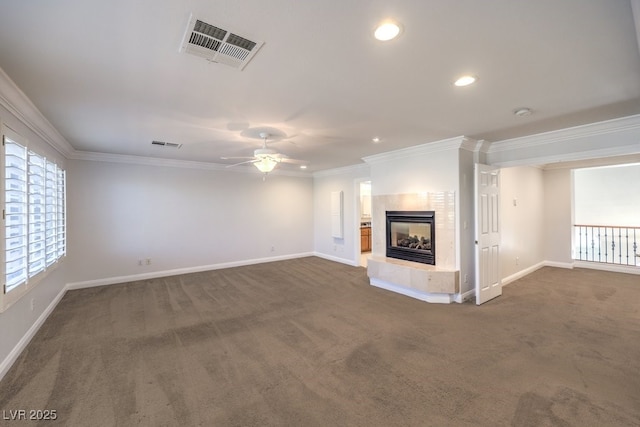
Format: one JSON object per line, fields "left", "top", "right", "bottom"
{"left": 386, "top": 211, "right": 435, "bottom": 265}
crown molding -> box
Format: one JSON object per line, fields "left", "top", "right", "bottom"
{"left": 0, "top": 67, "right": 75, "bottom": 158}
{"left": 70, "top": 150, "right": 312, "bottom": 177}
{"left": 362, "top": 136, "right": 476, "bottom": 165}
{"left": 487, "top": 114, "right": 640, "bottom": 153}
{"left": 542, "top": 153, "right": 640, "bottom": 170}
{"left": 485, "top": 114, "right": 640, "bottom": 167}
{"left": 312, "top": 162, "right": 370, "bottom": 178}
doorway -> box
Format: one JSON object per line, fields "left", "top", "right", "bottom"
{"left": 358, "top": 181, "right": 372, "bottom": 267}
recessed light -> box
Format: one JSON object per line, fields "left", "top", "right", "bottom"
{"left": 372, "top": 137, "right": 382, "bottom": 144}
{"left": 454, "top": 75, "right": 477, "bottom": 87}
{"left": 300, "top": 165, "right": 307, "bottom": 169}
{"left": 374, "top": 22, "right": 401, "bottom": 41}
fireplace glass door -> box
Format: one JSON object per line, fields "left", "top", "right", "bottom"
{"left": 390, "top": 222, "right": 432, "bottom": 251}
{"left": 386, "top": 211, "right": 435, "bottom": 265}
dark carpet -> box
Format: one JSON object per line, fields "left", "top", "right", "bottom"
{"left": 1, "top": 257, "right": 639, "bottom": 426}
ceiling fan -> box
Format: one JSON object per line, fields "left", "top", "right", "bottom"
{"left": 221, "top": 132, "right": 308, "bottom": 178}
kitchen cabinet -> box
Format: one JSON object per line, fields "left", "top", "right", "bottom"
{"left": 360, "top": 227, "right": 371, "bottom": 252}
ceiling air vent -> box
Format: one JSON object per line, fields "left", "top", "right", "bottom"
{"left": 180, "top": 15, "right": 264, "bottom": 70}
{"left": 152, "top": 141, "right": 182, "bottom": 149}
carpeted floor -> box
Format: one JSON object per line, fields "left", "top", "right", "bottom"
{"left": 1, "top": 257, "right": 639, "bottom": 426}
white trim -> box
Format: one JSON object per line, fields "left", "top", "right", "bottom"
{"left": 543, "top": 261, "right": 574, "bottom": 269}
{"left": 312, "top": 251, "right": 360, "bottom": 267}
{"left": 0, "top": 67, "right": 75, "bottom": 158}
{"left": 312, "top": 162, "right": 370, "bottom": 178}
{"left": 454, "top": 288, "right": 475, "bottom": 303}
{"left": 362, "top": 136, "right": 471, "bottom": 165}
{"left": 459, "top": 137, "right": 479, "bottom": 152}
{"left": 485, "top": 114, "right": 640, "bottom": 167}
{"left": 573, "top": 260, "right": 640, "bottom": 275}
{"left": 542, "top": 154, "right": 640, "bottom": 170}
{"left": 502, "top": 262, "right": 546, "bottom": 286}
{"left": 490, "top": 145, "right": 640, "bottom": 168}
{"left": 70, "top": 151, "right": 312, "bottom": 177}
{"left": 0, "top": 283, "right": 67, "bottom": 382}
{"left": 369, "top": 278, "right": 454, "bottom": 304}
{"left": 500, "top": 261, "right": 574, "bottom": 288}
{"left": 67, "top": 252, "right": 315, "bottom": 290}
{"left": 488, "top": 114, "right": 640, "bottom": 153}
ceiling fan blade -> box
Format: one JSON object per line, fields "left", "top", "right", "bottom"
{"left": 225, "top": 159, "right": 258, "bottom": 168}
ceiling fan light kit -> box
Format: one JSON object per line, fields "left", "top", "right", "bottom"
{"left": 253, "top": 156, "right": 279, "bottom": 173}
{"left": 222, "top": 131, "right": 308, "bottom": 179}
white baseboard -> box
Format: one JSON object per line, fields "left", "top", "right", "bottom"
{"left": 0, "top": 284, "right": 67, "bottom": 382}
{"left": 502, "top": 262, "right": 546, "bottom": 286}
{"left": 312, "top": 252, "right": 360, "bottom": 267}
{"left": 454, "top": 289, "right": 475, "bottom": 303}
{"left": 573, "top": 260, "right": 640, "bottom": 275}
{"left": 66, "top": 252, "right": 315, "bottom": 290}
{"left": 501, "top": 260, "right": 576, "bottom": 287}
{"left": 543, "top": 260, "right": 574, "bottom": 269}
{"left": 369, "top": 278, "right": 454, "bottom": 304}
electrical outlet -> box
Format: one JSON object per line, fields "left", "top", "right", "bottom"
{"left": 516, "top": 257, "right": 519, "bottom": 265}
{"left": 270, "top": 246, "right": 275, "bottom": 252}
{"left": 464, "top": 274, "right": 468, "bottom": 284}
{"left": 138, "top": 259, "right": 143, "bottom": 266}
{"left": 145, "top": 258, "right": 151, "bottom": 265}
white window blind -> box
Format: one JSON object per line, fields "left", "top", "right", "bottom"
{"left": 4, "top": 137, "right": 28, "bottom": 292}
{"left": 28, "top": 151, "right": 46, "bottom": 277}
{"left": 56, "top": 168, "right": 66, "bottom": 258}
{"left": 3, "top": 135, "right": 66, "bottom": 294}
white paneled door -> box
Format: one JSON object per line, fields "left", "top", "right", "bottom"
{"left": 475, "top": 164, "right": 502, "bottom": 305}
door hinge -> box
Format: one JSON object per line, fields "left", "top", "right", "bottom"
{"left": 2, "top": 209, "right": 4, "bottom": 220}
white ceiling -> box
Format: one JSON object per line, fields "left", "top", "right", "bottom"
{"left": 0, "top": 0, "right": 639, "bottom": 172}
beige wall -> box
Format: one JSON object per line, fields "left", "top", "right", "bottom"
{"left": 500, "top": 166, "right": 545, "bottom": 280}
{"left": 543, "top": 168, "right": 573, "bottom": 264}
{"left": 66, "top": 160, "right": 314, "bottom": 284}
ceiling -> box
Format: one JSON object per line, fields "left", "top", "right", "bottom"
{"left": 0, "top": 0, "right": 639, "bottom": 173}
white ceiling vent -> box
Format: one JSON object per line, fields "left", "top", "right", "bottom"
{"left": 180, "top": 15, "right": 264, "bottom": 70}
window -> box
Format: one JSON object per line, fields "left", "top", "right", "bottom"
{"left": 3, "top": 127, "right": 66, "bottom": 300}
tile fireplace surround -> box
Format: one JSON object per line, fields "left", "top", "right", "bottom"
{"left": 367, "top": 192, "right": 460, "bottom": 304}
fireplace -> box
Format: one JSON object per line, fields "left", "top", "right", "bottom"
{"left": 386, "top": 211, "right": 435, "bottom": 265}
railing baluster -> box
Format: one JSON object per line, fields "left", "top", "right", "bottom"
{"left": 625, "top": 227, "right": 629, "bottom": 265}
{"left": 633, "top": 228, "right": 640, "bottom": 265}
{"left": 573, "top": 224, "right": 640, "bottom": 268}
{"left": 617, "top": 227, "right": 621, "bottom": 264}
